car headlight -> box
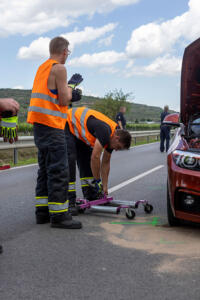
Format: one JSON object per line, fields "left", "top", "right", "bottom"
{"left": 172, "top": 150, "right": 200, "bottom": 170}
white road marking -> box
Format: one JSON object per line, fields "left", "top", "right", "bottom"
{"left": 108, "top": 165, "right": 164, "bottom": 193}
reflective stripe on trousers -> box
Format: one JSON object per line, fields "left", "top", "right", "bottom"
{"left": 80, "top": 177, "right": 94, "bottom": 188}
{"left": 35, "top": 196, "right": 48, "bottom": 207}
{"left": 68, "top": 182, "right": 76, "bottom": 192}
{"left": 48, "top": 200, "right": 69, "bottom": 214}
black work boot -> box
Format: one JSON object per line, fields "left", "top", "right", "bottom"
{"left": 50, "top": 213, "right": 82, "bottom": 229}
{"left": 69, "top": 198, "right": 79, "bottom": 216}
{"left": 35, "top": 207, "right": 50, "bottom": 224}
{"left": 0, "top": 245, "right": 3, "bottom": 254}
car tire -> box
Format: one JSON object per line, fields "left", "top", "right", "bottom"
{"left": 167, "top": 183, "right": 180, "bottom": 226}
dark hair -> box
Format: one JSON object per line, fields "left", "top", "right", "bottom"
{"left": 116, "top": 129, "right": 132, "bottom": 149}
{"left": 49, "top": 36, "right": 69, "bottom": 55}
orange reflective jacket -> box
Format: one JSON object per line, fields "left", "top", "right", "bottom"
{"left": 67, "top": 107, "right": 117, "bottom": 147}
{"left": 27, "top": 59, "right": 68, "bottom": 130}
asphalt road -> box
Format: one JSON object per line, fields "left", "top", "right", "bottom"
{"left": 0, "top": 142, "right": 200, "bottom": 300}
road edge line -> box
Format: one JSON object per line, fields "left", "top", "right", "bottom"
{"left": 108, "top": 165, "right": 164, "bottom": 193}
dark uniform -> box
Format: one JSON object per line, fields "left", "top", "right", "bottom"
{"left": 160, "top": 111, "right": 170, "bottom": 152}
{"left": 116, "top": 111, "right": 126, "bottom": 129}
{"left": 34, "top": 123, "right": 69, "bottom": 223}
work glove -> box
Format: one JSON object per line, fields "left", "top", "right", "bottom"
{"left": 68, "top": 73, "right": 83, "bottom": 89}
{"left": 0, "top": 115, "right": 18, "bottom": 143}
{"left": 90, "top": 179, "right": 103, "bottom": 194}
{"left": 71, "top": 88, "right": 82, "bottom": 103}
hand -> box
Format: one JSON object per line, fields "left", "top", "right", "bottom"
{"left": 0, "top": 98, "right": 19, "bottom": 116}
{"left": 68, "top": 73, "right": 83, "bottom": 89}
{"left": 0, "top": 116, "right": 18, "bottom": 143}
{"left": 71, "top": 88, "right": 82, "bottom": 102}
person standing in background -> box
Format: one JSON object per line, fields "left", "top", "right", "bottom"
{"left": 160, "top": 105, "right": 170, "bottom": 152}
{"left": 116, "top": 106, "right": 126, "bottom": 129}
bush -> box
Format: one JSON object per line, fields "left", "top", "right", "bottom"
{"left": 18, "top": 122, "right": 33, "bottom": 135}
{"left": 126, "top": 123, "right": 160, "bottom": 131}
{"left": 17, "top": 122, "right": 160, "bottom": 136}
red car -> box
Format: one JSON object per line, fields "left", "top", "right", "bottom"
{"left": 164, "top": 38, "right": 200, "bottom": 226}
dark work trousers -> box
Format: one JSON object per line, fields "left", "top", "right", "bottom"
{"left": 65, "top": 123, "right": 98, "bottom": 202}
{"left": 34, "top": 123, "right": 69, "bottom": 220}
{"left": 65, "top": 123, "right": 77, "bottom": 204}
{"left": 160, "top": 125, "right": 170, "bottom": 152}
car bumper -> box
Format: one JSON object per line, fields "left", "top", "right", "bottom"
{"left": 168, "top": 155, "right": 200, "bottom": 223}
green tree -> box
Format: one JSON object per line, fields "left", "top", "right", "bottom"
{"left": 93, "top": 89, "right": 133, "bottom": 120}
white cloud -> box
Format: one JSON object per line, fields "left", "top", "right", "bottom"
{"left": 145, "top": 55, "right": 182, "bottom": 75}
{"left": 62, "top": 24, "right": 117, "bottom": 50}
{"left": 126, "top": 22, "right": 179, "bottom": 58}
{"left": 0, "top": 0, "right": 140, "bottom": 36}
{"left": 83, "top": 89, "right": 100, "bottom": 97}
{"left": 17, "top": 24, "right": 117, "bottom": 60}
{"left": 111, "top": 0, "right": 139, "bottom": 5}
{"left": 68, "top": 51, "right": 126, "bottom": 67}
{"left": 98, "top": 34, "right": 114, "bottom": 47}
{"left": 126, "top": 0, "right": 200, "bottom": 58}
{"left": 100, "top": 66, "right": 119, "bottom": 74}
{"left": 12, "top": 85, "right": 24, "bottom": 89}
{"left": 126, "top": 60, "right": 134, "bottom": 68}
{"left": 126, "top": 55, "right": 182, "bottom": 77}
{"left": 17, "top": 37, "right": 50, "bottom": 60}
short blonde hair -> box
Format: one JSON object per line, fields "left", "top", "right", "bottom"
{"left": 49, "top": 36, "right": 69, "bottom": 55}
{"left": 164, "top": 105, "right": 169, "bottom": 112}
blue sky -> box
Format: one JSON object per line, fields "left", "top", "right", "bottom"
{"left": 0, "top": 0, "right": 198, "bottom": 111}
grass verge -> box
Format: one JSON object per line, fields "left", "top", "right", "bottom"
{"left": 10, "top": 157, "right": 37, "bottom": 167}
{"left": 131, "top": 136, "right": 159, "bottom": 147}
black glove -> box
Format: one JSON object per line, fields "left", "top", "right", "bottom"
{"left": 68, "top": 73, "right": 83, "bottom": 89}
{"left": 1, "top": 111, "right": 13, "bottom": 118}
{"left": 71, "top": 88, "right": 82, "bottom": 103}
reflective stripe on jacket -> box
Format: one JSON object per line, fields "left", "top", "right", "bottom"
{"left": 27, "top": 59, "right": 68, "bottom": 130}
{"left": 67, "top": 107, "right": 117, "bottom": 147}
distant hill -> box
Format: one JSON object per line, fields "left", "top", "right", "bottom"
{"left": 0, "top": 88, "right": 175, "bottom": 123}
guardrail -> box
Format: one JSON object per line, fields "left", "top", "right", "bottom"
{"left": 0, "top": 131, "right": 162, "bottom": 165}
{"left": 130, "top": 130, "right": 161, "bottom": 144}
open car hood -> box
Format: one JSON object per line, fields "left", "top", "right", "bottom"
{"left": 181, "top": 37, "right": 200, "bottom": 125}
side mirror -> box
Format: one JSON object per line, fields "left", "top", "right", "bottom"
{"left": 162, "top": 113, "right": 180, "bottom": 127}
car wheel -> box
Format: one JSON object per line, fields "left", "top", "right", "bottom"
{"left": 167, "top": 183, "right": 180, "bottom": 226}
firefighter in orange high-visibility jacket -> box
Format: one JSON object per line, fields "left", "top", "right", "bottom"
{"left": 65, "top": 107, "right": 132, "bottom": 216}
{"left": 27, "top": 36, "right": 83, "bottom": 229}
